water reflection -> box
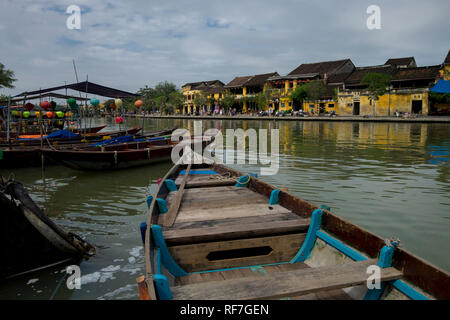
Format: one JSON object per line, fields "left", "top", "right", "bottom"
{"left": 0, "top": 118, "right": 448, "bottom": 299}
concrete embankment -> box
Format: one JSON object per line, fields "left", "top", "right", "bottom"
{"left": 125, "top": 114, "right": 450, "bottom": 123}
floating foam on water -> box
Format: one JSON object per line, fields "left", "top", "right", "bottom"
{"left": 26, "top": 279, "right": 39, "bottom": 285}
{"left": 129, "top": 246, "right": 142, "bottom": 257}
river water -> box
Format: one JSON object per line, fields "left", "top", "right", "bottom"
{"left": 0, "top": 117, "right": 449, "bottom": 299}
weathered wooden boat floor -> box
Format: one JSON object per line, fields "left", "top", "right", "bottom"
{"left": 170, "top": 259, "right": 403, "bottom": 300}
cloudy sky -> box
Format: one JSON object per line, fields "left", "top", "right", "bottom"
{"left": 0, "top": 0, "right": 449, "bottom": 97}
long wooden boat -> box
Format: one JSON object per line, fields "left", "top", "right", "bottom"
{"left": 137, "top": 162, "right": 450, "bottom": 300}
{"left": 0, "top": 126, "right": 142, "bottom": 147}
{"left": 0, "top": 127, "right": 176, "bottom": 168}
{"left": 41, "top": 134, "right": 209, "bottom": 171}
{"left": 0, "top": 177, "right": 95, "bottom": 280}
{"left": 0, "top": 124, "right": 107, "bottom": 138}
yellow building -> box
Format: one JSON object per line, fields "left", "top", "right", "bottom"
{"left": 181, "top": 80, "right": 224, "bottom": 114}
{"left": 266, "top": 59, "right": 355, "bottom": 114}
{"left": 224, "top": 72, "right": 278, "bottom": 113}
{"left": 338, "top": 63, "right": 441, "bottom": 116}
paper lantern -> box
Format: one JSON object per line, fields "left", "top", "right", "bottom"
{"left": 115, "top": 116, "right": 124, "bottom": 124}
{"left": 56, "top": 111, "right": 64, "bottom": 118}
{"left": 134, "top": 100, "right": 143, "bottom": 108}
{"left": 35, "top": 111, "right": 41, "bottom": 118}
{"left": 12, "top": 110, "right": 18, "bottom": 116}
{"left": 70, "top": 103, "right": 79, "bottom": 111}
{"left": 23, "top": 111, "right": 30, "bottom": 118}
{"left": 90, "top": 98, "right": 100, "bottom": 106}
{"left": 306, "top": 79, "right": 310, "bottom": 83}
{"left": 24, "top": 103, "right": 35, "bottom": 111}
{"left": 99, "top": 103, "right": 104, "bottom": 109}
{"left": 46, "top": 111, "right": 54, "bottom": 118}
{"left": 114, "top": 99, "right": 123, "bottom": 107}
{"left": 67, "top": 98, "right": 77, "bottom": 107}
{"left": 50, "top": 101, "right": 57, "bottom": 109}
{"left": 40, "top": 101, "right": 51, "bottom": 110}
{"left": 110, "top": 103, "right": 117, "bottom": 110}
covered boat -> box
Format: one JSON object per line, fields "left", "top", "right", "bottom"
{"left": 0, "top": 177, "right": 95, "bottom": 279}
{"left": 137, "top": 163, "right": 450, "bottom": 300}
{"left": 42, "top": 132, "right": 210, "bottom": 171}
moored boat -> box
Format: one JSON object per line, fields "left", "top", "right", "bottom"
{"left": 0, "top": 127, "right": 176, "bottom": 168}
{"left": 41, "top": 132, "right": 209, "bottom": 171}
{"left": 137, "top": 162, "right": 450, "bottom": 300}
{"left": 0, "top": 177, "right": 95, "bottom": 280}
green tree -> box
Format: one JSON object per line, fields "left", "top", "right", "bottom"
{"left": 219, "top": 92, "right": 236, "bottom": 112}
{"left": 0, "top": 63, "right": 16, "bottom": 89}
{"left": 255, "top": 91, "right": 270, "bottom": 111}
{"left": 361, "top": 72, "right": 392, "bottom": 116}
{"left": 168, "top": 91, "right": 184, "bottom": 113}
{"left": 291, "top": 85, "right": 308, "bottom": 110}
{"left": 193, "top": 91, "right": 209, "bottom": 110}
{"left": 305, "top": 80, "right": 327, "bottom": 103}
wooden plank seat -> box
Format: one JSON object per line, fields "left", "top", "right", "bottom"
{"left": 173, "top": 262, "right": 352, "bottom": 300}
{"left": 163, "top": 219, "right": 310, "bottom": 245}
{"left": 170, "top": 259, "right": 403, "bottom": 300}
{"left": 174, "top": 174, "right": 236, "bottom": 188}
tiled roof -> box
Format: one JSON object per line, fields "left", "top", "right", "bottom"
{"left": 385, "top": 57, "right": 416, "bottom": 67}
{"left": 445, "top": 50, "right": 450, "bottom": 64}
{"left": 182, "top": 80, "right": 224, "bottom": 89}
{"left": 344, "top": 65, "right": 396, "bottom": 85}
{"left": 288, "top": 59, "right": 352, "bottom": 76}
{"left": 391, "top": 65, "right": 441, "bottom": 81}
{"left": 225, "top": 72, "right": 279, "bottom": 88}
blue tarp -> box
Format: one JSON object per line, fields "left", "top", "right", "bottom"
{"left": 430, "top": 80, "right": 450, "bottom": 94}
{"left": 18, "top": 130, "right": 79, "bottom": 140}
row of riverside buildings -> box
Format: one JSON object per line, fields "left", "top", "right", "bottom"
{"left": 181, "top": 50, "right": 450, "bottom": 116}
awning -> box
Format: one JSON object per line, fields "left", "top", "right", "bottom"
{"left": 430, "top": 80, "right": 450, "bottom": 94}
{"left": 0, "top": 92, "right": 89, "bottom": 104}
{"left": 14, "top": 81, "right": 138, "bottom": 99}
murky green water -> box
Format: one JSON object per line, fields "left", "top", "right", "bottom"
{"left": 0, "top": 117, "right": 449, "bottom": 299}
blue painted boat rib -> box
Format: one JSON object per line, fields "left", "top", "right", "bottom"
{"left": 363, "top": 246, "right": 395, "bottom": 300}
{"left": 392, "top": 280, "right": 428, "bottom": 300}
{"left": 151, "top": 225, "right": 188, "bottom": 277}
{"left": 290, "top": 209, "right": 323, "bottom": 263}
{"left": 165, "top": 179, "right": 177, "bottom": 191}
{"left": 139, "top": 222, "right": 147, "bottom": 245}
{"left": 269, "top": 189, "right": 280, "bottom": 205}
{"left": 154, "top": 274, "right": 172, "bottom": 300}
{"left": 156, "top": 198, "right": 168, "bottom": 213}
{"left": 235, "top": 175, "right": 250, "bottom": 187}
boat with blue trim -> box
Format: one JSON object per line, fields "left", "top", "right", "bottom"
{"left": 137, "top": 163, "right": 450, "bottom": 300}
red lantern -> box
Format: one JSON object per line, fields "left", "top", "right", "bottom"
{"left": 306, "top": 79, "right": 310, "bottom": 83}
{"left": 110, "top": 103, "right": 117, "bottom": 110}
{"left": 24, "top": 103, "right": 35, "bottom": 111}
{"left": 134, "top": 100, "right": 143, "bottom": 108}
{"left": 290, "top": 81, "right": 293, "bottom": 84}
{"left": 46, "top": 111, "right": 54, "bottom": 118}
{"left": 115, "top": 116, "right": 124, "bottom": 124}
{"left": 40, "top": 101, "right": 51, "bottom": 110}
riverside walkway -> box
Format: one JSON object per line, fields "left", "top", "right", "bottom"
{"left": 125, "top": 114, "right": 450, "bottom": 123}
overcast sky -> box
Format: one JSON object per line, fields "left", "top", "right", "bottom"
{"left": 0, "top": 0, "right": 449, "bottom": 97}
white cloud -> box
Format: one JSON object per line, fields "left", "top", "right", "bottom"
{"left": 0, "top": 0, "right": 449, "bottom": 96}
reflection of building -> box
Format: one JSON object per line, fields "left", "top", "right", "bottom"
{"left": 224, "top": 72, "right": 278, "bottom": 112}
{"left": 181, "top": 80, "right": 224, "bottom": 114}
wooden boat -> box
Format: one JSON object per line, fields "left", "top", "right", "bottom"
{"left": 0, "top": 126, "right": 142, "bottom": 147}
{"left": 41, "top": 134, "right": 209, "bottom": 171}
{"left": 137, "top": 162, "right": 450, "bottom": 300}
{"left": 0, "top": 127, "right": 176, "bottom": 168}
{"left": 0, "top": 125, "right": 107, "bottom": 138}
{"left": 0, "top": 177, "right": 95, "bottom": 279}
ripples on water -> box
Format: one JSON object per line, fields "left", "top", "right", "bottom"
{"left": 0, "top": 118, "right": 448, "bottom": 299}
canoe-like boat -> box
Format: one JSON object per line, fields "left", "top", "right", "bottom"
{"left": 0, "top": 177, "right": 95, "bottom": 279}
{"left": 0, "top": 127, "right": 176, "bottom": 168}
{"left": 137, "top": 163, "right": 450, "bottom": 300}
{"left": 0, "top": 125, "right": 106, "bottom": 139}
{"left": 41, "top": 134, "right": 210, "bottom": 171}
{"left": 0, "top": 126, "right": 142, "bottom": 147}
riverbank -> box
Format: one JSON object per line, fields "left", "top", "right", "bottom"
{"left": 125, "top": 114, "right": 450, "bottom": 123}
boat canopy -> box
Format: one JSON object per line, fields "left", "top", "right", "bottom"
{"left": 430, "top": 80, "right": 450, "bottom": 94}
{"left": 14, "top": 81, "right": 138, "bottom": 99}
